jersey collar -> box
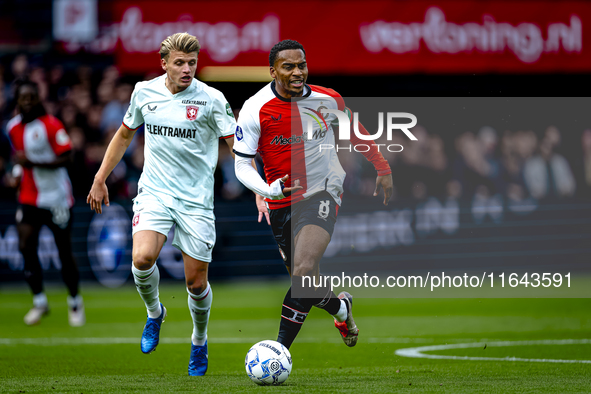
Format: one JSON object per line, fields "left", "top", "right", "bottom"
{"left": 271, "top": 80, "right": 311, "bottom": 102}
{"left": 162, "top": 74, "right": 197, "bottom": 97}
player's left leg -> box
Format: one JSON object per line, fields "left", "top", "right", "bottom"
{"left": 173, "top": 213, "right": 215, "bottom": 376}
{"left": 183, "top": 253, "right": 211, "bottom": 376}
{"left": 292, "top": 224, "right": 346, "bottom": 319}
{"left": 47, "top": 207, "right": 84, "bottom": 327}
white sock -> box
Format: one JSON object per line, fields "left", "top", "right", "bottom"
{"left": 132, "top": 264, "right": 161, "bottom": 318}
{"left": 67, "top": 295, "right": 83, "bottom": 310}
{"left": 188, "top": 282, "right": 212, "bottom": 346}
{"left": 333, "top": 299, "right": 348, "bottom": 322}
{"left": 33, "top": 293, "right": 48, "bottom": 308}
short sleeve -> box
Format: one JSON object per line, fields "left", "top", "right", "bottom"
{"left": 234, "top": 101, "right": 261, "bottom": 158}
{"left": 45, "top": 116, "right": 71, "bottom": 156}
{"left": 208, "top": 91, "right": 236, "bottom": 139}
{"left": 122, "top": 83, "right": 144, "bottom": 130}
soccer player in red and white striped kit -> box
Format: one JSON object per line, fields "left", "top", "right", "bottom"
{"left": 234, "top": 40, "right": 393, "bottom": 349}
{"left": 7, "top": 80, "right": 84, "bottom": 326}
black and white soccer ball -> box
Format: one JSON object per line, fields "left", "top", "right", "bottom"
{"left": 245, "top": 340, "right": 292, "bottom": 385}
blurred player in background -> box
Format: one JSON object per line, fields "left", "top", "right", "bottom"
{"left": 87, "top": 32, "right": 236, "bottom": 376}
{"left": 234, "top": 40, "right": 393, "bottom": 350}
{"left": 7, "top": 80, "right": 85, "bottom": 327}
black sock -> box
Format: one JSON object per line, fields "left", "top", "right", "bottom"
{"left": 22, "top": 247, "right": 44, "bottom": 295}
{"left": 292, "top": 274, "right": 342, "bottom": 315}
{"left": 313, "top": 287, "right": 342, "bottom": 316}
{"left": 59, "top": 254, "right": 79, "bottom": 298}
{"left": 277, "top": 287, "right": 313, "bottom": 349}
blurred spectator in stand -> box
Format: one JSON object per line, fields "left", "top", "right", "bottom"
{"left": 10, "top": 54, "right": 29, "bottom": 86}
{"left": 85, "top": 104, "right": 104, "bottom": 143}
{"left": 75, "top": 65, "right": 93, "bottom": 91}
{"left": 68, "top": 126, "right": 91, "bottom": 197}
{"left": 399, "top": 125, "right": 430, "bottom": 201}
{"left": 100, "top": 80, "right": 132, "bottom": 135}
{"left": 100, "top": 80, "right": 137, "bottom": 157}
{"left": 477, "top": 126, "right": 502, "bottom": 191}
{"left": 218, "top": 141, "right": 244, "bottom": 200}
{"left": 425, "top": 133, "right": 448, "bottom": 197}
{"left": 452, "top": 129, "right": 501, "bottom": 200}
{"left": 124, "top": 134, "right": 145, "bottom": 198}
{"left": 47, "top": 65, "right": 66, "bottom": 103}
{"left": 523, "top": 126, "right": 576, "bottom": 200}
{"left": 574, "top": 129, "right": 591, "bottom": 200}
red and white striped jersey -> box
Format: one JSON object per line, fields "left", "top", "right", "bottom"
{"left": 235, "top": 82, "right": 346, "bottom": 210}
{"left": 7, "top": 114, "right": 74, "bottom": 209}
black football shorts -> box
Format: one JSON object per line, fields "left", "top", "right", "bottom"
{"left": 269, "top": 191, "right": 339, "bottom": 268}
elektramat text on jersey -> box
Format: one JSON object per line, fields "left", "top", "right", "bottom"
{"left": 145, "top": 123, "right": 197, "bottom": 139}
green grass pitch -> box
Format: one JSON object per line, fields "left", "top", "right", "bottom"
{"left": 1, "top": 280, "right": 590, "bottom": 393}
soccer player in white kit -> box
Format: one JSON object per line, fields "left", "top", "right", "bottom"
{"left": 87, "top": 33, "right": 236, "bottom": 376}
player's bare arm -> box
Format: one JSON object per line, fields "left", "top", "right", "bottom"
{"left": 87, "top": 124, "right": 137, "bottom": 214}
{"left": 223, "top": 135, "right": 236, "bottom": 160}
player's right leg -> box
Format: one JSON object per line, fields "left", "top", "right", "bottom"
{"left": 131, "top": 191, "right": 172, "bottom": 354}
{"left": 17, "top": 205, "right": 48, "bottom": 325}
{"left": 291, "top": 194, "right": 358, "bottom": 347}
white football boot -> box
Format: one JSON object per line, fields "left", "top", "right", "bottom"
{"left": 24, "top": 305, "right": 50, "bottom": 325}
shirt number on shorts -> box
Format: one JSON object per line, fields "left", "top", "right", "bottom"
{"left": 318, "top": 200, "right": 330, "bottom": 220}
{"left": 51, "top": 207, "right": 70, "bottom": 229}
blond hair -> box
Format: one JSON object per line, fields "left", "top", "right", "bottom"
{"left": 159, "top": 32, "right": 200, "bottom": 60}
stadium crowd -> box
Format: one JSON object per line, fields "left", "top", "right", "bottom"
{"left": 1, "top": 56, "right": 590, "bottom": 205}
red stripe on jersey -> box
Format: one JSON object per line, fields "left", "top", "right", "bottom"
{"left": 220, "top": 134, "right": 234, "bottom": 139}
{"left": 8, "top": 121, "right": 39, "bottom": 205}
{"left": 257, "top": 98, "right": 307, "bottom": 210}
{"left": 44, "top": 115, "right": 71, "bottom": 156}
{"left": 122, "top": 121, "right": 142, "bottom": 131}
{"left": 19, "top": 166, "right": 39, "bottom": 206}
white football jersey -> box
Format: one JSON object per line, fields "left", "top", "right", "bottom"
{"left": 124, "top": 74, "right": 236, "bottom": 216}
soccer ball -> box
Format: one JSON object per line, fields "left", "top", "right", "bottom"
{"left": 245, "top": 340, "right": 292, "bottom": 385}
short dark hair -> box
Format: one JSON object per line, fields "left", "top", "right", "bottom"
{"left": 269, "top": 40, "right": 306, "bottom": 67}
{"left": 14, "top": 79, "right": 39, "bottom": 102}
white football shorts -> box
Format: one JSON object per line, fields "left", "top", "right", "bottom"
{"left": 131, "top": 189, "right": 216, "bottom": 262}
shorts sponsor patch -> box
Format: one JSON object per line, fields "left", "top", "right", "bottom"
{"left": 132, "top": 213, "right": 140, "bottom": 227}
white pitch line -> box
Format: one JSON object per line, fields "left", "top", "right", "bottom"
{"left": 0, "top": 337, "right": 448, "bottom": 346}
{"left": 395, "top": 339, "right": 591, "bottom": 364}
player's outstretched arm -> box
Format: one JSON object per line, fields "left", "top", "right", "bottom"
{"left": 87, "top": 124, "right": 137, "bottom": 214}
